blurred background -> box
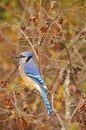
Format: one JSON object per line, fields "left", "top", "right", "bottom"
{"left": 0, "top": 0, "right": 86, "bottom": 129}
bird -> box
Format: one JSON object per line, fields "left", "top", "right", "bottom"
{"left": 15, "top": 52, "right": 53, "bottom": 116}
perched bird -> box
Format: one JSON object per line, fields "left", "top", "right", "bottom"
{"left": 15, "top": 52, "right": 53, "bottom": 116}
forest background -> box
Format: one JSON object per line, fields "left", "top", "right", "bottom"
{"left": 0, "top": 0, "right": 86, "bottom": 130}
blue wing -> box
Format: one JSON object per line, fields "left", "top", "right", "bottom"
{"left": 24, "top": 59, "right": 48, "bottom": 91}
{"left": 25, "top": 71, "right": 48, "bottom": 91}
{"left": 25, "top": 71, "right": 52, "bottom": 116}
{"left": 40, "top": 87, "right": 53, "bottom": 116}
{"left": 23, "top": 59, "right": 52, "bottom": 116}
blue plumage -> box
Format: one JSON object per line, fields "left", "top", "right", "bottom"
{"left": 40, "top": 87, "right": 53, "bottom": 116}
{"left": 16, "top": 52, "right": 53, "bottom": 116}
{"left": 24, "top": 58, "right": 47, "bottom": 91}
{"left": 25, "top": 71, "right": 53, "bottom": 115}
{"left": 24, "top": 58, "right": 40, "bottom": 75}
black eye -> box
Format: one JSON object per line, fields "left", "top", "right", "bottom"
{"left": 20, "top": 55, "right": 25, "bottom": 58}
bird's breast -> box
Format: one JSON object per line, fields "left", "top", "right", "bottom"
{"left": 19, "top": 65, "right": 40, "bottom": 92}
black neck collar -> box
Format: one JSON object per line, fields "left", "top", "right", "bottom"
{"left": 26, "top": 56, "right": 32, "bottom": 63}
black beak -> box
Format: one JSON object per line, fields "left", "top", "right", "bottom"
{"left": 14, "top": 55, "right": 20, "bottom": 58}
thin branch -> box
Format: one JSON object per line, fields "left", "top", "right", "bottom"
{"left": 56, "top": 113, "right": 66, "bottom": 130}
{"left": 18, "top": 27, "right": 39, "bottom": 61}
{"left": 38, "top": 10, "right": 61, "bottom": 46}
{"left": 70, "top": 98, "right": 86, "bottom": 120}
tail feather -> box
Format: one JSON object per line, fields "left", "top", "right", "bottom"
{"left": 40, "top": 88, "right": 53, "bottom": 116}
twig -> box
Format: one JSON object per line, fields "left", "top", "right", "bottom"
{"left": 18, "top": 27, "right": 39, "bottom": 61}
{"left": 57, "top": 29, "right": 82, "bottom": 60}
{"left": 76, "top": 75, "right": 86, "bottom": 85}
{"left": 50, "top": 86, "right": 66, "bottom": 129}
{"left": 70, "top": 98, "right": 86, "bottom": 120}
{"left": 73, "top": 45, "right": 85, "bottom": 66}
{"left": 38, "top": 10, "right": 61, "bottom": 46}
{"left": 49, "top": 108, "right": 66, "bottom": 130}
{"left": 18, "top": 87, "right": 41, "bottom": 106}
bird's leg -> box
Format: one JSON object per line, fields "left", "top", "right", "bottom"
{"left": 24, "top": 86, "right": 41, "bottom": 112}
{"left": 32, "top": 95, "right": 41, "bottom": 112}
{"left": 24, "top": 86, "right": 35, "bottom": 95}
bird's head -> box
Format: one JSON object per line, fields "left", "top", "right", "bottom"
{"left": 15, "top": 52, "right": 33, "bottom": 65}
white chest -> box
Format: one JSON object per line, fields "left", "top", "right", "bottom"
{"left": 19, "top": 65, "right": 40, "bottom": 92}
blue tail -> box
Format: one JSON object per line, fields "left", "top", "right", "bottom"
{"left": 40, "top": 88, "right": 53, "bottom": 116}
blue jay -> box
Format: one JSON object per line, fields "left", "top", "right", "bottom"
{"left": 15, "top": 52, "right": 53, "bottom": 116}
